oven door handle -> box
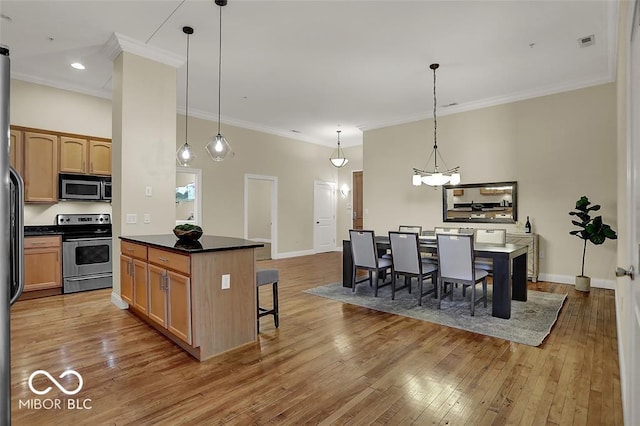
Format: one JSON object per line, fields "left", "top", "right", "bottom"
{"left": 64, "top": 237, "right": 112, "bottom": 242}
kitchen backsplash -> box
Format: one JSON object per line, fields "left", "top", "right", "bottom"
{"left": 25, "top": 202, "right": 112, "bottom": 225}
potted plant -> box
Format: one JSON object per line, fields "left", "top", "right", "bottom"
{"left": 569, "top": 196, "right": 617, "bottom": 292}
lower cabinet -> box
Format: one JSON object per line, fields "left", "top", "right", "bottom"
{"left": 24, "top": 236, "right": 61, "bottom": 292}
{"left": 121, "top": 242, "right": 192, "bottom": 346}
{"left": 148, "top": 264, "right": 191, "bottom": 345}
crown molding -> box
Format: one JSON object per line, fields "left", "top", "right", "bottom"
{"left": 359, "top": 75, "right": 615, "bottom": 132}
{"left": 11, "top": 72, "right": 112, "bottom": 100}
{"left": 103, "top": 32, "right": 184, "bottom": 69}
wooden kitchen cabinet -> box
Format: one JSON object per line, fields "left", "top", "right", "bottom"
{"left": 24, "top": 236, "right": 62, "bottom": 292}
{"left": 23, "top": 131, "right": 58, "bottom": 203}
{"left": 60, "top": 137, "right": 111, "bottom": 176}
{"left": 147, "top": 253, "right": 192, "bottom": 345}
{"left": 121, "top": 241, "right": 149, "bottom": 313}
{"left": 89, "top": 140, "right": 111, "bottom": 175}
{"left": 10, "top": 129, "right": 23, "bottom": 176}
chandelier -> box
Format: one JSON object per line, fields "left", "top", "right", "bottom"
{"left": 205, "top": 0, "right": 232, "bottom": 162}
{"left": 329, "top": 129, "right": 348, "bottom": 168}
{"left": 412, "top": 63, "right": 460, "bottom": 186}
{"left": 176, "top": 26, "right": 195, "bottom": 167}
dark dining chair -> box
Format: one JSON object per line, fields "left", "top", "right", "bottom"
{"left": 349, "top": 229, "right": 392, "bottom": 296}
{"left": 436, "top": 233, "right": 488, "bottom": 316}
{"left": 389, "top": 231, "right": 438, "bottom": 305}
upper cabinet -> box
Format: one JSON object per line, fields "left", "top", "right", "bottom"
{"left": 9, "top": 129, "right": 23, "bottom": 176}
{"left": 89, "top": 140, "right": 111, "bottom": 175}
{"left": 23, "top": 131, "right": 58, "bottom": 203}
{"left": 60, "top": 137, "right": 111, "bottom": 176}
{"left": 11, "top": 125, "right": 112, "bottom": 204}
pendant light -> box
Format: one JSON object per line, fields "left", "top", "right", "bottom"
{"left": 412, "top": 63, "right": 460, "bottom": 186}
{"left": 205, "top": 0, "right": 232, "bottom": 162}
{"left": 176, "top": 26, "right": 196, "bottom": 167}
{"left": 329, "top": 129, "right": 348, "bottom": 168}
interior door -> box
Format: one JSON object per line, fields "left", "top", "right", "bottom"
{"left": 620, "top": 3, "right": 640, "bottom": 424}
{"left": 313, "top": 181, "right": 336, "bottom": 253}
{"left": 352, "top": 171, "right": 363, "bottom": 229}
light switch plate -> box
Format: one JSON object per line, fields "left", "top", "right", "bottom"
{"left": 145, "top": 186, "right": 152, "bottom": 197}
{"left": 143, "top": 213, "right": 150, "bottom": 224}
{"left": 221, "top": 274, "right": 230, "bottom": 289}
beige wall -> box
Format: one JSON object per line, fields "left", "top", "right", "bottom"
{"left": 176, "top": 115, "right": 338, "bottom": 255}
{"left": 10, "top": 80, "right": 114, "bottom": 224}
{"left": 364, "top": 83, "right": 617, "bottom": 285}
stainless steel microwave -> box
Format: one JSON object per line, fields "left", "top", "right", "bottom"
{"left": 59, "top": 173, "right": 111, "bottom": 201}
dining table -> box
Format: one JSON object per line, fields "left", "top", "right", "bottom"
{"left": 342, "top": 235, "right": 528, "bottom": 319}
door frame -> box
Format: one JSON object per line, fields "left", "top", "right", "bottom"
{"left": 244, "top": 174, "right": 278, "bottom": 259}
{"left": 313, "top": 180, "right": 337, "bottom": 253}
{"left": 175, "top": 167, "right": 202, "bottom": 226}
{"left": 352, "top": 169, "right": 363, "bottom": 229}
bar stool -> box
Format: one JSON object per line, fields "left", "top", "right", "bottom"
{"left": 256, "top": 269, "right": 279, "bottom": 333}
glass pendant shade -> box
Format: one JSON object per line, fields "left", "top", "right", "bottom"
{"left": 422, "top": 173, "right": 451, "bottom": 186}
{"left": 177, "top": 142, "right": 195, "bottom": 167}
{"left": 330, "top": 157, "right": 349, "bottom": 168}
{"left": 205, "top": 133, "right": 232, "bottom": 162}
{"left": 412, "top": 173, "right": 422, "bottom": 186}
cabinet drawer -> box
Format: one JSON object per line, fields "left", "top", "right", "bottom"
{"left": 148, "top": 248, "right": 190, "bottom": 275}
{"left": 25, "top": 236, "right": 60, "bottom": 249}
{"left": 121, "top": 241, "right": 147, "bottom": 260}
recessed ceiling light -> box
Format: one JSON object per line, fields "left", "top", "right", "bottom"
{"left": 70, "top": 62, "right": 85, "bottom": 70}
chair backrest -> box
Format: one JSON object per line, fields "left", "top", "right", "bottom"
{"left": 475, "top": 228, "right": 506, "bottom": 245}
{"left": 398, "top": 225, "right": 422, "bottom": 234}
{"left": 437, "top": 233, "right": 475, "bottom": 281}
{"left": 349, "top": 229, "right": 378, "bottom": 269}
{"left": 435, "top": 227, "right": 460, "bottom": 234}
{"left": 389, "top": 231, "right": 421, "bottom": 275}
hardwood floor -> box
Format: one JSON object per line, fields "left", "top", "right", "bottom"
{"left": 10, "top": 251, "right": 622, "bottom": 425}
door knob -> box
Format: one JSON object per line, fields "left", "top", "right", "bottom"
{"left": 615, "top": 266, "right": 634, "bottom": 280}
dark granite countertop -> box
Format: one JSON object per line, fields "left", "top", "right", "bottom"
{"left": 24, "top": 225, "right": 62, "bottom": 236}
{"left": 119, "top": 234, "right": 263, "bottom": 254}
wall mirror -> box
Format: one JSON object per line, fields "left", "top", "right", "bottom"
{"left": 176, "top": 168, "right": 202, "bottom": 226}
{"left": 442, "top": 181, "right": 517, "bottom": 223}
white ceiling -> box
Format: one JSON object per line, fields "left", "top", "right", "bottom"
{"left": 0, "top": 0, "right": 618, "bottom": 148}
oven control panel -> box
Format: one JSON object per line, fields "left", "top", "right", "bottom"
{"left": 56, "top": 213, "right": 111, "bottom": 226}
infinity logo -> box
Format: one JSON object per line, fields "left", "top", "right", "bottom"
{"left": 28, "top": 370, "right": 84, "bottom": 396}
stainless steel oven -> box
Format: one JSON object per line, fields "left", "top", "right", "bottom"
{"left": 56, "top": 213, "right": 112, "bottom": 293}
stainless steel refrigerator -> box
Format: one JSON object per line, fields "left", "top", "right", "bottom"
{"left": 1, "top": 45, "right": 25, "bottom": 425}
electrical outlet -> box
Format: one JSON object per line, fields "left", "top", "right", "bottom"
{"left": 539, "top": 250, "right": 545, "bottom": 259}
{"left": 221, "top": 274, "right": 230, "bottom": 289}
{"left": 126, "top": 214, "right": 137, "bottom": 224}
{"left": 143, "top": 213, "right": 151, "bottom": 224}
{"left": 145, "top": 186, "right": 152, "bottom": 197}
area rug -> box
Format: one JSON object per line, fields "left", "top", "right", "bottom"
{"left": 304, "top": 282, "right": 567, "bottom": 346}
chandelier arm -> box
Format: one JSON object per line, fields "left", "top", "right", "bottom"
{"left": 433, "top": 64, "right": 438, "bottom": 171}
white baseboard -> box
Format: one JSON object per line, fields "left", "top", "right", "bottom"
{"left": 272, "top": 249, "right": 315, "bottom": 259}
{"left": 250, "top": 238, "right": 272, "bottom": 243}
{"left": 111, "top": 291, "right": 129, "bottom": 309}
{"left": 537, "top": 273, "right": 615, "bottom": 290}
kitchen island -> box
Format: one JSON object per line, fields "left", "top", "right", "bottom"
{"left": 119, "top": 234, "right": 263, "bottom": 361}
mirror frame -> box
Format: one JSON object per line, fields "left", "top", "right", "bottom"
{"left": 442, "top": 181, "right": 518, "bottom": 223}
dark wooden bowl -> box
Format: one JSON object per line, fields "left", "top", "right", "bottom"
{"left": 173, "top": 228, "right": 203, "bottom": 241}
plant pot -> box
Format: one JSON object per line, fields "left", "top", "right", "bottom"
{"left": 575, "top": 275, "right": 591, "bottom": 292}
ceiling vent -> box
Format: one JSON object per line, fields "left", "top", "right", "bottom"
{"left": 578, "top": 34, "right": 595, "bottom": 48}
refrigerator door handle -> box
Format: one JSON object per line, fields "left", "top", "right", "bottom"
{"left": 9, "top": 167, "right": 24, "bottom": 305}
